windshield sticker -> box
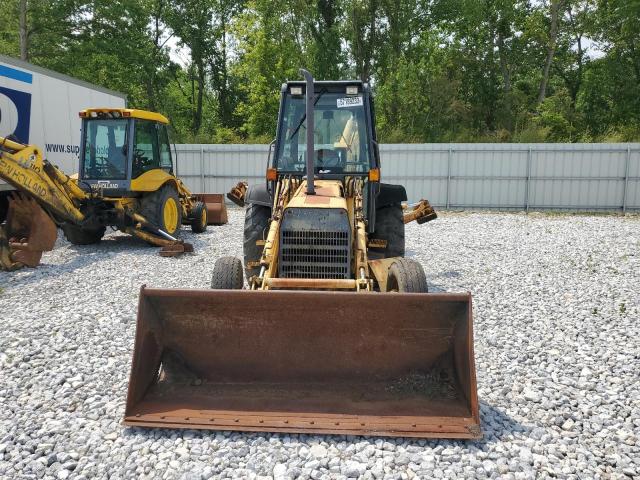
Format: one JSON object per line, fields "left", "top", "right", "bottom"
{"left": 337, "top": 96, "right": 363, "bottom": 108}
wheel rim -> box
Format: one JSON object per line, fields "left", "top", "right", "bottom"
{"left": 163, "top": 198, "right": 179, "bottom": 234}
{"left": 201, "top": 207, "right": 207, "bottom": 227}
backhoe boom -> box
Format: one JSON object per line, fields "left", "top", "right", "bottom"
{"left": 0, "top": 136, "right": 86, "bottom": 223}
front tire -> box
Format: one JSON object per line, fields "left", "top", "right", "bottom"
{"left": 190, "top": 201, "right": 208, "bottom": 233}
{"left": 211, "top": 256, "right": 244, "bottom": 289}
{"left": 243, "top": 203, "right": 271, "bottom": 282}
{"left": 140, "top": 184, "right": 182, "bottom": 237}
{"left": 61, "top": 224, "right": 105, "bottom": 245}
{"left": 386, "top": 258, "right": 428, "bottom": 293}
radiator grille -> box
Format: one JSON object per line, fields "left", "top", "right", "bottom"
{"left": 279, "top": 209, "right": 351, "bottom": 279}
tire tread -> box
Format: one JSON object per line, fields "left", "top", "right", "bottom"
{"left": 242, "top": 204, "right": 271, "bottom": 282}
{"left": 211, "top": 256, "right": 244, "bottom": 289}
{"left": 369, "top": 204, "right": 405, "bottom": 259}
{"left": 387, "top": 257, "right": 428, "bottom": 293}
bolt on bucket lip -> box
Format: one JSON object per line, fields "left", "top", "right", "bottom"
{"left": 124, "top": 288, "right": 481, "bottom": 439}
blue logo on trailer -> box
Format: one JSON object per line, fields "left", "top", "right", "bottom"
{"left": 0, "top": 64, "right": 33, "bottom": 144}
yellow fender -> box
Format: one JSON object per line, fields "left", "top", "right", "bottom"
{"left": 130, "top": 170, "right": 195, "bottom": 217}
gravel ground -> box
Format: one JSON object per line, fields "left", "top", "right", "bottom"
{"left": 0, "top": 209, "right": 638, "bottom": 480}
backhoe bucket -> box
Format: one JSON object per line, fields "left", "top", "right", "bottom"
{"left": 0, "top": 193, "right": 57, "bottom": 270}
{"left": 194, "top": 194, "right": 228, "bottom": 225}
{"left": 124, "top": 288, "right": 480, "bottom": 439}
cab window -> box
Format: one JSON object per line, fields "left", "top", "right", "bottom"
{"left": 158, "top": 125, "right": 173, "bottom": 172}
{"left": 132, "top": 120, "right": 160, "bottom": 178}
{"left": 275, "top": 91, "right": 371, "bottom": 174}
{"left": 82, "top": 119, "right": 128, "bottom": 179}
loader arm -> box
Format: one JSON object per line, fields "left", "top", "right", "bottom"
{"left": 0, "top": 136, "right": 89, "bottom": 270}
{"left": 0, "top": 136, "right": 87, "bottom": 223}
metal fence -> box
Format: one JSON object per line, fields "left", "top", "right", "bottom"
{"left": 175, "top": 143, "right": 640, "bottom": 211}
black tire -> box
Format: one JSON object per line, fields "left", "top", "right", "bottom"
{"left": 61, "top": 224, "right": 105, "bottom": 245}
{"left": 211, "top": 256, "right": 244, "bottom": 289}
{"left": 369, "top": 204, "right": 405, "bottom": 259}
{"left": 190, "top": 201, "right": 208, "bottom": 233}
{"left": 0, "top": 193, "right": 9, "bottom": 224}
{"left": 243, "top": 203, "right": 271, "bottom": 282}
{"left": 139, "top": 184, "right": 182, "bottom": 237}
{"left": 386, "top": 258, "right": 428, "bottom": 293}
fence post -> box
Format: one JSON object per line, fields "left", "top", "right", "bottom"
{"left": 199, "top": 145, "right": 205, "bottom": 193}
{"left": 623, "top": 145, "right": 631, "bottom": 213}
{"left": 446, "top": 147, "right": 452, "bottom": 209}
{"left": 525, "top": 146, "right": 532, "bottom": 213}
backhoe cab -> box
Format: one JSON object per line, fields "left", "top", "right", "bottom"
{"left": 79, "top": 109, "right": 173, "bottom": 195}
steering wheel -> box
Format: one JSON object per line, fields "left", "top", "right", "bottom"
{"left": 316, "top": 149, "right": 341, "bottom": 168}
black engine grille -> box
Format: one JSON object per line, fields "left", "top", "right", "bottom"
{"left": 279, "top": 208, "right": 351, "bottom": 279}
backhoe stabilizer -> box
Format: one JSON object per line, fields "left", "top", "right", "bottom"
{"left": 124, "top": 288, "right": 480, "bottom": 439}
{"left": 403, "top": 200, "right": 437, "bottom": 225}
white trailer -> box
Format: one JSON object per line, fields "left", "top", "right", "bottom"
{"left": 0, "top": 54, "right": 126, "bottom": 204}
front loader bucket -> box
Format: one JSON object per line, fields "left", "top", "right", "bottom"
{"left": 124, "top": 289, "right": 480, "bottom": 439}
{"left": 0, "top": 193, "right": 57, "bottom": 269}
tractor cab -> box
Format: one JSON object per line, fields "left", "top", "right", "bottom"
{"left": 78, "top": 108, "right": 174, "bottom": 195}
{"left": 274, "top": 81, "right": 379, "bottom": 177}
{"left": 270, "top": 80, "right": 384, "bottom": 231}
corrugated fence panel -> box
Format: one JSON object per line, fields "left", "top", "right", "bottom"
{"left": 175, "top": 143, "right": 640, "bottom": 211}
{"left": 450, "top": 145, "right": 528, "bottom": 208}
{"left": 628, "top": 149, "right": 640, "bottom": 209}
{"left": 378, "top": 144, "right": 448, "bottom": 206}
{"left": 176, "top": 144, "right": 267, "bottom": 195}
{"left": 530, "top": 145, "right": 627, "bottom": 209}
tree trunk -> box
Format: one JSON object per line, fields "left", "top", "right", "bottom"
{"left": 194, "top": 59, "right": 205, "bottom": 134}
{"left": 219, "top": 13, "right": 230, "bottom": 126}
{"left": 358, "top": 0, "right": 376, "bottom": 83}
{"left": 19, "top": 0, "right": 28, "bottom": 61}
{"left": 537, "top": 0, "right": 563, "bottom": 106}
{"left": 496, "top": 30, "right": 513, "bottom": 131}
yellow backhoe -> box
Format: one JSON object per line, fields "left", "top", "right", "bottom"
{"left": 0, "top": 108, "right": 226, "bottom": 270}
{"left": 124, "top": 72, "right": 479, "bottom": 439}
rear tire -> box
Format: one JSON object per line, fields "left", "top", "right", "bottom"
{"left": 369, "top": 204, "right": 405, "bottom": 259}
{"left": 211, "top": 256, "right": 244, "bottom": 289}
{"left": 0, "top": 193, "right": 8, "bottom": 224}
{"left": 61, "top": 224, "right": 105, "bottom": 245}
{"left": 243, "top": 203, "right": 271, "bottom": 282}
{"left": 386, "top": 258, "right": 428, "bottom": 293}
{"left": 139, "top": 184, "right": 182, "bottom": 237}
{"left": 190, "top": 201, "right": 208, "bottom": 233}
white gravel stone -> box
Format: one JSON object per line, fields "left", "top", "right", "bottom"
{"left": 309, "top": 444, "right": 328, "bottom": 458}
{"left": 1, "top": 209, "right": 639, "bottom": 479}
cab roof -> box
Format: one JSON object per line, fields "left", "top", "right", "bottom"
{"left": 78, "top": 108, "right": 169, "bottom": 124}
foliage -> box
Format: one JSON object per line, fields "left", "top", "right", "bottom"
{"left": 0, "top": 0, "right": 638, "bottom": 143}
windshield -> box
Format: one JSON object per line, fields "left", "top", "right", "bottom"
{"left": 82, "top": 118, "right": 129, "bottom": 179}
{"left": 275, "top": 92, "right": 371, "bottom": 174}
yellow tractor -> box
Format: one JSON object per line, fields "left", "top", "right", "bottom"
{"left": 0, "top": 108, "right": 224, "bottom": 270}
{"left": 124, "top": 71, "right": 479, "bottom": 439}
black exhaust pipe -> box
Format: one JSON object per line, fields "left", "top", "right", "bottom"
{"left": 300, "top": 69, "right": 315, "bottom": 195}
